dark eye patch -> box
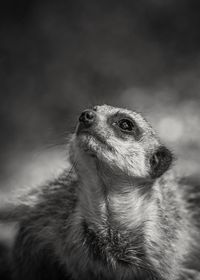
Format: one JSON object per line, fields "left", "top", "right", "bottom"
{"left": 117, "top": 119, "right": 135, "bottom": 132}
{"left": 108, "top": 112, "right": 142, "bottom": 140}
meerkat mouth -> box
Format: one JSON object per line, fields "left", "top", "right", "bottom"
{"left": 76, "top": 130, "right": 114, "bottom": 155}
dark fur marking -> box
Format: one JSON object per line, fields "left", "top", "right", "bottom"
{"left": 107, "top": 112, "right": 143, "bottom": 141}
{"left": 149, "top": 146, "right": 173, "bottom": 179}
{"left": 81, "top": 220, "right": 159, "bottom": 279}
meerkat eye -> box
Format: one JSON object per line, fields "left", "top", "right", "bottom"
{"left": 117, "top": 119, "right": 135, "bottom": 132}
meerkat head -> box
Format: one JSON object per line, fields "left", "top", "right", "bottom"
{"left": 70, "top": 105, "right": 173, "bottom": 181}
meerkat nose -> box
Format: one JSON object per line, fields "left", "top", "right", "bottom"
{"left": 79, "top": 109, "right": 96, "bottom": 127}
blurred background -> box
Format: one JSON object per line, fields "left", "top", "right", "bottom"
{"left": 0, "top": 0, "right": 200, "bottom": 242}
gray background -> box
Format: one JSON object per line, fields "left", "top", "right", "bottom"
{"left": 0, "top": 1, "right": 200, "bottom": 240}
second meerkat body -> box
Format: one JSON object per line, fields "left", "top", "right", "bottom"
{"left": 0, "top": 105, "right": 199, "bottom": 280}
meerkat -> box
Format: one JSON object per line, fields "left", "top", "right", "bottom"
{"left": 0, "top": 104, "right": 199, "bottom": 280}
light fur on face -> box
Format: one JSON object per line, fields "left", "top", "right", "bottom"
{"left": 69, "top": 105, "right": 161, "bottom": 235}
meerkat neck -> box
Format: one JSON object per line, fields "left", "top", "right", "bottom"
{"left": 76, "top": 165, "right": 155, "bottom": 232}
{"left": 76, "top": 171, "right": 108, "bottom": 228}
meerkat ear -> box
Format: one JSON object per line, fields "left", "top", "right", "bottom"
{"left": 150, "top": 146, "right": 173, "bottom": 179}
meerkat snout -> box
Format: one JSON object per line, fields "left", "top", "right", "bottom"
{"left": 78, "top": 109, "right": 96, "bottom": 128}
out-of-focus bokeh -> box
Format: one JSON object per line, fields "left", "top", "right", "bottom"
{"left": 0, "top": 0, "right": 200, "bottom": 220}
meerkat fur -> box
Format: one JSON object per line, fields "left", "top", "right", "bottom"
{"left": 0, "top": 104, "right": 199, "bottom": 280}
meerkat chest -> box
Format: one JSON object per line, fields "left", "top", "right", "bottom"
{"left": 64, "top": 189, "right": 159, "bottom": 277}
{"left": 66, "top": 218, "right": 157, "bottom": 280}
